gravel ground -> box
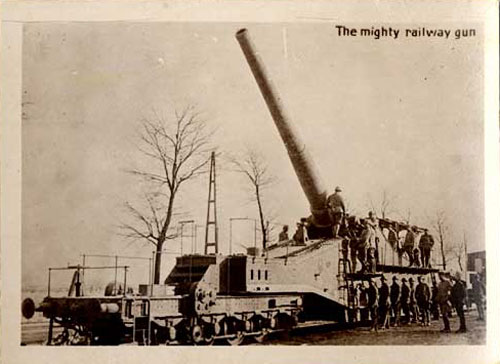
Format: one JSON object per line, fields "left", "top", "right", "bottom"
{"left": 262, "top": 309, "right": 486, "bottom": 345}
{"left": 22, "top": 307, "right": 486, "bottom": 346}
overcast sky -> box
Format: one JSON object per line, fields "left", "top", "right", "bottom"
{"left": 22, "top": 22, "right": 483, "bottom": 288}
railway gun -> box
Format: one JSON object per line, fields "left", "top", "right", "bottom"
{"left": 21, "top": 28, "right": 439, "bottom": 345}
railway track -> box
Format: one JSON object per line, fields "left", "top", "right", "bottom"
{"left": 21, "top": 320, "right": 353, "bottom": 346}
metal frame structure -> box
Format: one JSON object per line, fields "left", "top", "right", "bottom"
{"left": 204, "top": 151, "right": 219, "bottom": 254}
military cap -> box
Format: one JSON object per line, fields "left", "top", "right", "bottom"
{"left": 408, "top": 277, "right": 414, "bottom": 282}
{"left": 401, "top": 277, "right": 407, "bottom": 282}
{"left": 392, "top": 276, "right": 398, "bottom": 281}
{"left": 380, "top": 275, "right": 387, "bottom": 281}
{"left": 335, "top": 186, "right": 342, "bottom": 192}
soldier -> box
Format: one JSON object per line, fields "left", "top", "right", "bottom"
{"left": 327, "top": 186, "right": 345, "bottom": 238}
{"left": 278, "top": 225, "right": 289, "bottom": 242}
{"left": 413, "top": 248, "right": 421, "bottom": 268}
{"left": 390, "top": 276, "right": 401, "bottom": 326}
{"left": 436, "top": 273, "right": 452, "bottom": 333}
{"left": 386, "top": 222, "right": 403, "bottom": 265}
{"left": 415, "top": 276, "right": 431, "bottom": 326}
{"left": 431, "top": 280, "right": 440, "bottom": 320}
{"left": 359, "top": 282, "right": 370, "bottom": 321}
{"left": 408, "top": 277, "right": 418, "bottom": 324}
{"left": 366, "top": 211, "right": 379, "bottom": 248}
{"left": 378, "top": 276, "right": 391, "bottom": 329}
{"left": 471, "top": 274, "right": 485, "bottom": 321}
{"left": 400, "top": 277, "right": 410, "bottom": 324}
{"left": 292, "top": 220, "right": 308, "bottom": 245}
{"left": 366, "top": 247, "right": 377, "bottom": 274}
{"left": 418, "top": 229, "right": 434, "bottom": 268}
{"left": 346, "top": 217, "right": 363, "bottom": 273}
{"left": 403, "top": 227, "right": 416, "bottom": 266}
{"left": 386, "top": 222, "right": 399, "bottom": 250}
{"left": 450, "top": 272, "right": 467, "bottom": 333}
{"left": 367, "top": 279, "right": 379, "bottom": 332}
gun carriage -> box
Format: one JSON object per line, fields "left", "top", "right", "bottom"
{"left": 22, "top": 29, "right": 438, "bottom": 345}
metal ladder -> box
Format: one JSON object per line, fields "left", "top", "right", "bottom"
{"left": 337, "top": 241, "right": 354, "bottom": 306}
{"left": 337, "top": 243, "right": 359, "bottom": 323}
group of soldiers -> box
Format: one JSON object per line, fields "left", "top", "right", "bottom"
{"left": 355, "top": 271, "right": 486, "bottom": 333}
{"left": 355, "top": 275, "right": 434, "bottom": 332}
{"left": 327, "top": 186, "right": 435, "bottom": 272}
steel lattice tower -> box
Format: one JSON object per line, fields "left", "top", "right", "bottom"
{"left": 204, "top": 151, "right": 218, "bottom": 254}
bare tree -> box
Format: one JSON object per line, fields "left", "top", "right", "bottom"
{"left": 120, "top": 106, "right": 213, "bottom": 283}
{"left": 230, "top": 148, "right": 276, "bottom": 250}
{"left": 366, "top": 189, "right": 398, "bottom": 219}
{"left": 432, "top": 210, "right": 453, "bottom": 271}
{"left": 452, "top": 232, "right": 468, "bottom": 272}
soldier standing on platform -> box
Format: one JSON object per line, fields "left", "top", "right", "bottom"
{"left": 367, "top": 279, "right": 379, "bottom": 332}
{"left": 278, "top": 225, "right": 289, "bottom": 242}
{"left": 418, "top": 230, "right": 434, "bottom": 268}
{"left": 366, "top": 247, "right": 377, "bottom": 274}
{"left": 346, "top": 217, "right": 364, "bottom": 273}
{"left": 366, "top": 211, "right": 379, "bottom": 248}
{"left": 327, "top": 186, "right": 345, "bottom": 238}
{"left": 386, "top": 222, "right": 402, "bottom": 265}
{"left": 403, "top": 227, "right": 416, "bottom": 266}
{"left": 413, "top": 248, "right": 422, "bottom": 267}
{"left": 390, "top": 276, "right": 401, "bottom": 326}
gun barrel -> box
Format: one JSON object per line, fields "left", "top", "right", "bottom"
{"left": 236, "top": 28, "right": 330, "bottom": 226}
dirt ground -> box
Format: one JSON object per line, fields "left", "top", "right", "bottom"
{"left": 22, "top": 306, "right": 486, "bottom": 346}
{"left": 263, "top": 308, "right": 486, "bottom": 345}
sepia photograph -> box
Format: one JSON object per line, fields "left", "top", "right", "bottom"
{"left": 19, "top": 21, "right": 486, "bottom": 346}
{"left": 1, "top": 1, "right": 498, "bottom": 363}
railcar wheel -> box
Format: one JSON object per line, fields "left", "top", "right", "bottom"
{"left": 191, "top": 325, "right": 204, "bottom": 345}
{"left": 223, "top": 317, "right": 245, "bottom": 346}
{"left": 203, "top": 324, "right": 215, "bottom": 345}
{"left": 226, "top": 331, "right": 244, "bottom": 346}
{"left": 52, "top": 329, "right": 70, "bottom": 345}
{"left": 253, "top": 329, "right": 269, "bottom": 343}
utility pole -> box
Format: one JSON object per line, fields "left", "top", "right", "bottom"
{"left": 204, "top": 151, "right": 219, "bottom": 254}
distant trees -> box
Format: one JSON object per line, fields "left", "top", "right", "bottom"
{"left": 366, "top": 189, "right": 398, "bottom": 219}
{"left": 452, "top": 233, "right": 468, "bottom": 272}
{"left": 230, "top": 148, "right": 276, "bottom": 249}
{"left": 431, "top": 210, "right": 459, "bottom": 272}
{"left": 120, "top": 106, "right": 213, "bottom": 284}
